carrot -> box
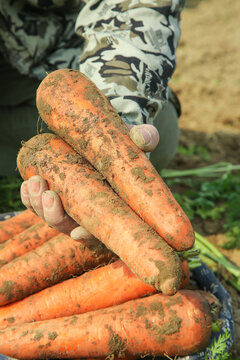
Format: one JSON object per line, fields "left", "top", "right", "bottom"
{"left": 17, "top": 133, "right": 182, "bottom": 295}
{"left": 0, "top": 290, "right": 213, "bottom": 359}
{"left": 179, "top": 259, "right": 190, "bottom": 289}
{"left": 36, "top": 68, "right": 195, "bottom": 252}
{"left": 0, "top": 220, "right": 59, "bottom": 268}
{"left": 0, "top": 209, "right": 39, "bottom": 243}
{"left": 0, "top": 233, "right": 115, "bottom": 306}
{"left": 0, "top": 259, "right": 189, "bottom": 328}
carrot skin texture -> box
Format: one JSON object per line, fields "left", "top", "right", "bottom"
{"left": 0, "top": 233, "right": 115, "bottom": 306}
{"left": 0, "top": 259, "right": 189, "bottom": 328}
{"left": 0, "top": 259, "right": 154, "bottom": 326}
{"left": 0, "top": 290, "right": 212, "bottom": 359}
{"left": 36, "top": 69, "right": 195, "bottom": 251}
{"left": 0, "top": 209, "right": 39, "bottom": 243}
{"left": 17, "top": 133, "right": 182, "bottom": 295}
{"left": 0, "top": 220, "right": 59, "bottom": 267}
{"left": 179, "top": 259, "right": 190, "bottom": 289}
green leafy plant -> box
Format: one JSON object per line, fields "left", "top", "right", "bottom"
{"left": 0, "top": 176, "right": 24, "bottom": 213}
{"left": 206, "top": 330, "right": 231, "bottom": 360}
{"left": 194, "top": 232, "right": 240, "bottom": 292}
{"left": 162, "top": 163, "right": 240, "bottom": 249}
{"left": 178, "top": 144, "right": 211, "bottom": 161}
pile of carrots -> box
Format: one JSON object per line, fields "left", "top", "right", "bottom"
{"left": 0, "top": 69, "right": 220, "bottom": 359}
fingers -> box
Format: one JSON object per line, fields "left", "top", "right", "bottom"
{"left": 20, "top": 176, "right": 80, "bottom": 237}
{"left": 20, "top": 123, "right": 159, "bottom": 239}
{"left": 128, "top": 124, "right": 159, "bottom": 152}
{"left": 70, "top": 226, "right": 96, "bottom": 241}
{"left": 21, "top": 176, "right": 48, "bottom": 218}
{"left": 41, "top": 190, "right": 78, "bottom": 235}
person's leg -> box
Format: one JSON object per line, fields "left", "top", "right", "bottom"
{"left": 0, "top": 57, "right": 48, "bottom": 177}
{"left": 149, "top": 99, "right": 180, "bottom": 172}
{"left": 0, "top": 105, "right": 49, "bottom": 176}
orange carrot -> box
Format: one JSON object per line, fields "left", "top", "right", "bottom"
{"left": 0, "top": 259, "right": 189, "bottom": 328}
{"left": 0, "top": 209, "right": 39, "bottom": 243}
{"left": 0, "top": 220, "right": 59, "bottom": 267}
{"left": 0, "top": 290, "right": 213, "bottom": 359}
{"left": 180, "top": 259, "right": 190, "bottom": 289}
{"left": 17, "top": 133, "right": 182, "bottom": 295}
{"left": 0, "top": 233, "right": 115, "bottom": 306}
{"left": 36, "top": 69, "right": 195, "bottom": 252}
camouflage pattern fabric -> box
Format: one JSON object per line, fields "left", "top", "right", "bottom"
{"left": 76, "top": 0, "right": 184, "bottom": 124}
{"left": 0, "top": 0, "right": 185, "bottom": 125}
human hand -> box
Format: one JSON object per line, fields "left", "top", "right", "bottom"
{"left": 20, "top": 124, "right": 159, "bottom": 240}
{"left": 128, "top": 124, "right": 159, "bottom": 152}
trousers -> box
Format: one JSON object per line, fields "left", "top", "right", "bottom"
{"left": 0, "top": 58, "right": 180, "bottom": 177}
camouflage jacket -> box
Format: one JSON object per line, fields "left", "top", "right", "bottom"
{"left": 0, "top": 0, "right": 185, "bottom": 125}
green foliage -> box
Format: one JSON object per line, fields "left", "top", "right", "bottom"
{"left": 0, "top": 176, "right": 25, "bottom": 213}
{"left": 166, "top": 172, "right": 240, "bottom": 249}
{"left": 206, "top": 330, "right": 231, "bottom": 360}
{"left": 178, "top": 144, "right": 211, "bottom": 161}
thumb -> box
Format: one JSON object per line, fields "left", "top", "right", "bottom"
{"left": 129, "top": 124, "right": 159, "bottom": 152}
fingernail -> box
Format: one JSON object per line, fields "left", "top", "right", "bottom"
{"left": 130, "top": 127, "right": 151, "bottom": 149}
{"left": 71, "top": 227, "right": 94, "bottom": 241}
{"left": 28, "top": 180, "right": 40, "bottom": 195}
{"left": 42, "top": 192, "right": 54, "bottom": 209}
{"left": 138, "top": 128, "right": 151, "bottom": 145}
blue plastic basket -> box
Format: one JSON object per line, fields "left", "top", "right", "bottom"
{"left": 0, "top": 212, "right": 234, "bottom": 360}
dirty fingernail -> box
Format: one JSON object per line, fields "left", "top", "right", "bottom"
{"left": 71, "top": 227, "right": 94, "bottom": 241}
{"left": 138, "top": 128, "right": 152, "bottom": 145}
{"left": 130, "top": 127, "right": 151, "bottom": 149}
{"left": 42, "top": 192, "right": 55, "bottom": 209}
{"left": 28, "top": 180, "right": 40, "bottom": 195}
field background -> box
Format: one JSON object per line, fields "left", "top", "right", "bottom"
{"left": 168, "top": 0, "right": 240, "bottom": 357}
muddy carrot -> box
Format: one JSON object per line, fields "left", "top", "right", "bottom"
{"left": 180, "top": 259, "right": 190, "bottom": 289}
{"left": 0, "top": 209, "right": 39, "bottom": 243}
{"left": 0, "top": 221, "right": 59, "bottom": 268}
{"left": 0, "top": 290, "right": 213, "bottom": 359}
{"left": 36, "top": 69, "right": 195, "bottom": 251}
{"left": 0, "top": 233, "right": 115, "bottom": 306}
{"left": 17, "top": 133, "right": 182, "bottom": 295}
{"left": 0, "top": 259, "right": 189, "bottom": 328}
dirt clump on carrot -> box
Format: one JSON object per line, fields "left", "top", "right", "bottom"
{"left": 36, "top": 68, "right": 195, "bottom": 252}
{"left": 17, "top": 133, "right": 182, "bottom": 295}
{"left": 0, "top": 290, "right": 213, "bottom": 359}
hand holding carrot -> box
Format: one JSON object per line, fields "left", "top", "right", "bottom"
{"left": 20, "top": 124, "right": 160, "bottom": 240}
{"left": 35, "top": 69, "right": 194, "bottom": 251}
{"left": 17, "top": 133, "right": 182, "bottom": 295}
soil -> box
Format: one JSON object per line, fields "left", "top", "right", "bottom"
{"left": 167, "top": 0, "right": 240, "bottom": 357}
{"left": 169, "top": 0, "right": 240, "bottom": 135}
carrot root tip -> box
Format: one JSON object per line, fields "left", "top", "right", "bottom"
{"left": 160, "top": 277, "right": 180, "bottom": 296}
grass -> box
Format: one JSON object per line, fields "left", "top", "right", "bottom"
{"left": 0, "top": 176, "right": 25, "bottom": 213}
{"left": 162, "top": 159, "right": 240, "bottom": 359}
{"left": 206, "top": 330, "right": 231, "bottom": 360}
{"left": 162, "top": 163, "right": 240, "bottom": 250}
{"left": 161, "top": 160, "right": 240, "bottom": 292}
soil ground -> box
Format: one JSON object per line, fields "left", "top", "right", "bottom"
{"left": 168, "top": 0, "right": 240, "bottom": 357}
